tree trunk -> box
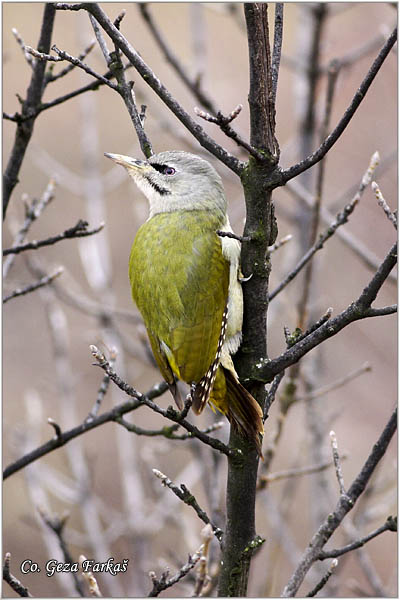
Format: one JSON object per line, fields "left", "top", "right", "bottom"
{"left": 217, "top": 4, "right": 280, "bottom": 596}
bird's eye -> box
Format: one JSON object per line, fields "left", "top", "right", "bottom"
{"left": 164, "top": 166, "right": 176, "bottom": 176}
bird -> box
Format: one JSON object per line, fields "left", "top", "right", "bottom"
{"left": 105, "top": 150, "right": 264, "bottom": 453}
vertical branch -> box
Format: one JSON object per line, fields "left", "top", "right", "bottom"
{"left": 3, "top": 3, "right": 56, "bottom": 219}
{"left": 244, "top": 3, "right": 279, "bottom": 159}
{"left": 218, "top": 4, "right": 280, "bottom": 596}
{"left": 271, "top": 3, "right": 284, "bottom": 107}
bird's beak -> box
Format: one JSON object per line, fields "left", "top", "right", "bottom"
{"left": 104, "top": 153, "right": 148, "bottom": 171}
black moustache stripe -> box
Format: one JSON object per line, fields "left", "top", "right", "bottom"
{"left": 146, "top": 177, "right": 171, "bottom": 196}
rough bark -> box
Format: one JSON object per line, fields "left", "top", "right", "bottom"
{"left": 217, "top": 4, "right": 280, "bottom": 596}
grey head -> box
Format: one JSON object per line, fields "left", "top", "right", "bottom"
{"left": 105, "top": 150, "right": 227, "bottom": 218}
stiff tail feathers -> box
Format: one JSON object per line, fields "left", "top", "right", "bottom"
{"left": 223, "top": 366, "right": 264, "bottom": 456}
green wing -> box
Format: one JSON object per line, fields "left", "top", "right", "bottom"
{"left": 129, "top": 210, "right": 229, "bottom": 384}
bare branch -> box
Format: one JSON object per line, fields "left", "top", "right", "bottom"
{"left": 3, "top": 178, "right": 56, "bottom": 278}
{"left": 3, "top": 267, "right": 64, "bottom": 304}
{"left": 330, "top": 431, "right": 346, "bottom": 496}
{"left": 372, "top": 181, "right": 397, "bottom": 229}
{"left": 259, "top": 242, "right": 397, "bottom": 382}
{"left": 192, "top": 524, "right": 214, "bottom": 597}
{"left": 3, "top": 220, "right": 104, "bottom": 256}
{"left": 51, "top": 44, "right": 119, "bottom": 90}
{"left": 46, "top": 39, "right": 96, "bottom": 82}
{"left": 86, "top": 348, "right": 117, "bottom": 422}
{"left": 305, "top": 559, "right": 338, "bottom": 597}
{"left": 263, "top": 370, "right": 285, "bottom": 421}
{"left": 116, "top": 417, "right": 223, "bottom": 441}
{"left": 3, "top": 553, "right": 32, "bottom": 597}
{"left": 244, "top": 3, "right": 279, "bottom": 159}
{"left": 79, "top": 555, "right": 102, "bottom": 597}
{"left": 3, "top": 379, "right": 169, "bottom": 479}
{"left": 3, "top": 3, "right": 57, "bottom": 218}
{"left": 268, "top": 234, "right": 292, "bottom": 254}
{"left": 282, "top": 408, "right": 397, "bottom": 597}
{"left": 47, "top": 417, "right": 63, "bottom": 441}
{"left": 195, "top": 104, "right": 265, "bottom": 160}
{"left": 279, "top": 28, "right": 397, "bottom": 186}
{"left": 285, "top": 177, "right": 397, "bottom": 284}
{"left": 25, "top": 45, "right": 63, "bottom": 62}
{"left": 88, "top": 13, "right": 110, "bottom": 64}
{"left": 90, "top": 346, "right": 235, "bottom": 457}
{"left": 103, "top": 24, "right": 153, "bottom": 157}
{"left": 318, "top": 516, "right": 397, "bottom": 560}
{"left": 364, "top": 304, "right": 397, "bottom": 317}
{"left": 152, "top": 469, "right": 223, "bottom": 541}
{"left": 148, "top": 548, "right": 203, "bottom": 597}
{"left": 12, "top": 27, "right": 35, "bottom": 67}
{"left": 139, "top": 3, "right": 217, "bottom": 114}
{"left": 269, "top": 152, "right": 380, "bottom": 301}
{"left": 82, "top": 3, "right": 245, "bottom": 175}
{"left": 271, "top": 3, "right": 284, "bottom": 106}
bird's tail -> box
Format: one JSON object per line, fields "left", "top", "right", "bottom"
{"left": 222, "top": 366, "right": 264, "bottom": 456}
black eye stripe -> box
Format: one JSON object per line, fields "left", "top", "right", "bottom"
{"left": 151, "top": 163, "right": 176, "bottom": 175}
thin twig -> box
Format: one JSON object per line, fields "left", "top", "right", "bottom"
{"left": 86, "top": 349, "right": 117, "bottom": 422}
{"left": 3, "top": 220, "right": 104, "bottom": 256}
{"left": 148, "top": 548, "right": 203, "bottom": 597}
{"left": 318, "top": 516, "right": 397, "bottom": 559}
{"left": 285, "top": 177, "right": 397, "bottom": 284}
{"left": 258, "top": 242, "right": 397, "bottom": 382}
{"left": 79, "top": 3, "right": 245, "bottom": 175}
{"left": 282, "top": 408, "right": 397, "bottom": 596}
{"left": 50, "top": 44, "right": 119, "bottom": 89}
{"left": 216, "top": 229, "right": 250, "bottom": 243}
{"left": 3, "top": 267, "right": 64, "bottom": 304}
{"left": 330, "top": 431, "right": 346, "bottom": 496}
{"left": 192, "top": 524, "right": 214, "bottom": 597}
{"left": 3, "top": 553, "right": 32, "bottom": 597}
{"left": 305, "top": 559, "right": 338, "bottom": 597}
{"left": 153, "top": 469, "right": 223, "bottom": 541}
{"left": 3, "top": 379, "right": 169, "bottom": 479}
{"left": 88, "top": 13, "right": 110, "bottom": 64}
{"left": 372, "top": 181, "right": 397, "bottom": 229}
{"left": 116, "top": 417, "right": 223, "bottom": 440}
{"left": 285, "top": 308, "right": 333, "bottom": 349}
{"left": 79, "top": 555, "right": 102, "bottom": 597}
{"left": 90, "top": 346, "right": 235, "bottom": 457}
{"left": 268, "top": 234, "right": 292, "bottom": 254}
{"left": 263, "top": 370, "right": 285, "bottom": 421}
{"left": 102, "top": 18, "right": 153, "bottom": 157}
{"left": 269, "top": 151, "right": 380, "bottom": 301}
{"left": 12, "top": 27, "right": 35, "bottom": 67}
{"left": 195, "top": 105, "right": 264, "bottom": 160}
{"left": 3, "top": 179, "right": 56, "bottom": 278}
{"left": 46, "top": 39, "right": 97, "bottom": 82}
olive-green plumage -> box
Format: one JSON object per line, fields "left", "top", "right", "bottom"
{"left": 105, "top": 150, "right": 263, "bottom": 453}
{"left": 129, "top": 210, "right": 228, "bottom": 390}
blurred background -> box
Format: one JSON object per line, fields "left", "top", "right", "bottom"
{"left": 3, "top": 3, "right": 397, "bottom": 597}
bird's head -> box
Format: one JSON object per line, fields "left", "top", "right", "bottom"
{"left": 105, "top": 150, "right": 227, "bottom": 218}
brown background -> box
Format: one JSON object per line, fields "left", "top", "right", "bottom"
{"left": 3, "top": 3, "right": 397, "bottom": 597}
